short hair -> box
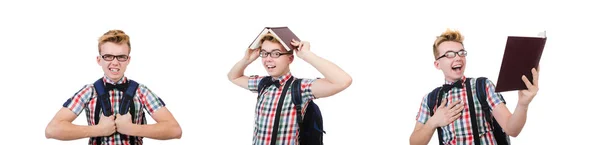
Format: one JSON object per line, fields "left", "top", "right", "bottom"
{"left": 259, "top": 33, "right": 288, "bottom": 52}
{"left": 433, "top": 29, "right": 464, "bottom": 59}
{"left": 98, "top": 30, "right": 131, "bottom": 54}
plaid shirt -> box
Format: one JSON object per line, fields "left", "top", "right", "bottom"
{"left": 62, "top": 76, "right": 166, "bottom": 145}
{"left": 248, "top": 72, "right": 316, "bottom": 145}
{"left": 416, "top": 76, "right": 506, "bottom": 145}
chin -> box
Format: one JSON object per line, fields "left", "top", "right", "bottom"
{"left": 108, "top": 74, "right": 123, "bottom": 80}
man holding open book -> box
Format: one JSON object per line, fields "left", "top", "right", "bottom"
{"left": 228, "top": 29, "right": 352, "bottom": 145}
{"left": 409, "top": 29, "right": 540, "bottom": 145}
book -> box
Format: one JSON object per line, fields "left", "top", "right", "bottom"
{"left": 495, "top": 31, "right": 547, "bottom": 92}
{"left": 249, "top": 27, "right": 300, "bottom": 51}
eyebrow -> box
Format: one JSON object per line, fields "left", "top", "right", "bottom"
{"left": 443, "top": 49, "right": 465, "bottom": 54}
{"left": 260, "top": 49, "right": 282, "bottom": 52}
{"left": 102, "top": 54, "right": 128, "bottom": 56}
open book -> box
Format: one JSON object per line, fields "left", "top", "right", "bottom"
{"left": 249, "top": 27, "right": 300, "bottom": 51}
{"left": 495, "top": 31, "right": 547, "bottom": 92}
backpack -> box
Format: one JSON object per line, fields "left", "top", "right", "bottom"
{"left": 91, "top": 78, "right": 140, "bottom": 145}
{"left": 258, "top": 77, "right": 325, "bottom": 145}
{"left": 427, "top": 77, "right": 510, "bottom": 145}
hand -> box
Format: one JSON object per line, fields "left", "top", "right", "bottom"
{"left": 518, "top": 67, "right": 539, "bottom": 107}
{"left": 428, "top": 99, "right": 464, "bottom": 128}
{"left": 243, "top": 48, "right": 260, "bottom": 65}
{"left": 291, "top": 39, "right": 311, "bottom": 59}
{"left": 115, "top": 113, "right": 134, "bottom": 135}
{"left": 96, "top": 115, "right": 116, "bottom": 136}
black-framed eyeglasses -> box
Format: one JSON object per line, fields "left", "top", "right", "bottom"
{"left": 101, "top": 54, "right": 129, "bottom": 62}
{"left": 436, "top": 50, "right": 467, "bottom": 60}
{"left": 259, "top": 50, "right": 292, "bottom": 58}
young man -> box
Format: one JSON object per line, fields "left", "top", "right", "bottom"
{"left": 45, "top": 30, "right": 182, "bottom": 145}
{"left": 409, "top": 29, "right": 540, "bottom": 145}
{"left": 227, "top": 33, "right": 352, "bottom": 145}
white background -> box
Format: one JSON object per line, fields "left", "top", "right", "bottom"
{"left": 0, "top": 0, "right": 598, "bottom": 144}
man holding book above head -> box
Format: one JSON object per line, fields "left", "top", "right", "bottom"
{"left": 228, "top": 27, "right": 352, "bottom": 145}
{"left": 409, "top": 29, "right": 541, "bottom": 145}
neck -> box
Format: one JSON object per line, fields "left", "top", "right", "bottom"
{"left": 105, "top": 75, "right": 125, "bottom": 83}
{"left": 445, "top": 76, "right": 463, "bottom": 83}
{"left": 271, "top": 70, "right": 291, "bottom": 78}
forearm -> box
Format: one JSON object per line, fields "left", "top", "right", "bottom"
{"left": 301, "top": 52, "right": 351, "bottom": 86}
{"left": 227, "top": 59, "right": 250, "bottom": 81}
{"left": 506, "top": 105, "right": 529, "bottom": 137}
{"left": 410, "top": 122, "right": 437, "bottom": 145}
{"left": 45, "top": 121, "right": 100, "bottom": 140}
{"left": 126, "top": 121, "right": 182, "bottom": 140}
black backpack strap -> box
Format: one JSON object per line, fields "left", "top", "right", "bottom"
{"left": 119, "top": 80, "right": 138, "bottom": 116}
{"left": 465, "top": 78, "right": 481, "bottom": 145}
{"left": 120, "top": 80, "right": 139, "bottom": 145}
{"left": 475, "top": 77, "right": 510, "bottom": 145}
{"left": 426, "top": 87, "right": 444, "bottom": 145}
{"left": 474, "top": 77, "right": 493, "bottom": 129}
{"left": 291, "top": 78, "right": 304, "bottom": 142}
{"left": 270, "top": 77, "right": 294, "bottom": 145}
{"left": 292, "top": 79, "right": 304, "bottom": 144}
{"left": 291, "top": 79, "right": 303, "bottom": 124}
{"left": 92, "top": 78, "right": 111, "bottom": 143}
{"left": 257, "top": 76, "right": 273, "bottom": 99}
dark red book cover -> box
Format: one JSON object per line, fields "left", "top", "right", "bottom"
{"left": 495, "top": 34, "right": 547, "bottom": 92}
{"left": 249, "top": 27, "right": 300, "bottom": 51}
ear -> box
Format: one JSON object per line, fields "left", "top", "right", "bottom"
{"left": 126, "top": 56, "right": 131, "bottom": 64}
{"left": 434, "top": 60, "right": 441, "bottom": 70}
{"left": 289, "top": 54, "right": 294, "bottom": 62}
{"left": 97, "top": 56, "right": 102, "bottom": 66}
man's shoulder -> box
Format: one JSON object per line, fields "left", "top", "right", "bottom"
{"left": 125, "top": 78, "right": 152, "bottom": 91}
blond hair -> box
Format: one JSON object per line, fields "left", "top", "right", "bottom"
{"left": 98, "top": 30, "right": 131, "bottom": 54}
{"left": 259, "top": 33, "right": 288, "bottom": 52}
{"left": 433, "top": 29, "right": 464, "bottom": 59}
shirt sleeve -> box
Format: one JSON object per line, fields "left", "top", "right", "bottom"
{"left": 62, "top": 84, "right": 94, "bottom": 116}
{"left": 248, "top": 75, "right": 266, "bottom": 93}
{"left": 299, "top": 78, "right": 317, "bottom": 104}
{"left": 137, "top": 84, "right": 166, "bottom": 115}
{"left": 415, "top": 94, "right": 432, "bottom": 124}
{"left": 484, "top": 79, "right": 507, "bottom": 111}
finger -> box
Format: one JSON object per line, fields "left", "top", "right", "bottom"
{"left": 449, "top": 100, "right": 461, "bottom": 108}
{"left": 532, "top": 68, "right": 539, "bottom": 86}
{"left": 521, "top": 75, "right": 533, "bottom": 89}
{"left": 453, "top": 105, "right": 464, "bottom": 115}
{"left": 444, "top": 100, "right": 459, "bottom": 111}
{"left": 450, "top": 112, "right": 461, "bottom": 121}
{"left": 450, "top": 103, "right": 464, "bottom": 112}
{"left": 449, "top": 106, "right": 463, "bottom": 116}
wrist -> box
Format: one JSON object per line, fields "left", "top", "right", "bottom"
{"left": 89, "top": 125, "right": 100, "bottom": 137}
{"left": 298, "top": 51, "right": 315, "bottom": 59}
{"left": 516, "top": 103, "right": 530, "bottom": 110}
{"left": 239, "top": 59, "right": 250, "bottom": 66}
{"left": 123, "top": 123, "right": 138, "bottom": 136}
{"left": 425, "top": 119, "right": 438, "bottom": 129}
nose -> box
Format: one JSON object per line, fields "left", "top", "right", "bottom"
{"left": 109, "top": 59, "right": 120, "bottom": 66}
{"left": 264, "top": 54, "right": 275, "bottom": 61}
{"left": 454, "top": 54, "right": 465, "bottom": 62}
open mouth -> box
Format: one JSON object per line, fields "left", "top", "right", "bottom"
{"left": 109, "top": 68, "right": 120, "bottom": 73}
{"left": 451, "top": 64, "right": 462, "bottom": 71}
{"left": 266, "top": 65, "right": 276, "bottom": 69}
